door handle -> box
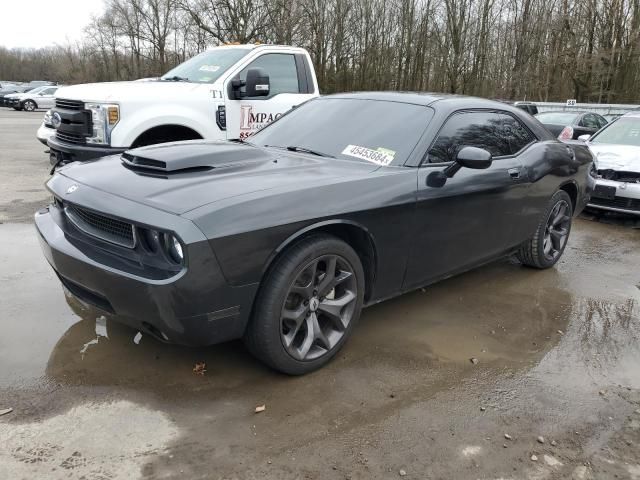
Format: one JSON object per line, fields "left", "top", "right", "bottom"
{"left": 508, "top": 168, "right": 521, "bottom": 180}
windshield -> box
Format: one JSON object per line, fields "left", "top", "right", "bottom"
{"left": 535, "top": 112, "right": 579, "bottom": 124}
{"left": 161, "top": 48, "right": 249, "bottom": 83}
{"left": 250, "top": 98, "right": 433, "bottom": 166}
{"left": 590, "top": 117, "right": 640, "bottom": 147}
{"left": 24, "top": 86, "right": 48, "bottom": 95}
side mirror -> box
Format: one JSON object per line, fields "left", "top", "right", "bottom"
{"left": 455, "top": 146, "right": 492, "bottom": 169}
{"left": 245, "top": 68, "right": 270, "bottom": 97}
{"left": 577, "top": 134, "right": 591, "bottom": 142}
{"left": 426, "top": 146, "right": 492, "bottom": 188}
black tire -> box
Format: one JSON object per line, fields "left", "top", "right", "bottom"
{"left": 22, "top": 100, "right": 37, "bottom": 112}
{"left": 244, "top": 234, "right": 365, "bottom": 375}
{"left": 12, "top": 105, "right": 22, "bottom": 111}
{"left": 517, "top": 190, "right": 573, "bottom": 269}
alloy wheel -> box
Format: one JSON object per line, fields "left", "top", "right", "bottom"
{"left": 280, "top": 254, "right": 357, "bottom": 361}
{"left": 543, "top": 200, "right": 571, "bottom": 261}
{"left": 24, "top": 101, "right": 35, "bottom": 112}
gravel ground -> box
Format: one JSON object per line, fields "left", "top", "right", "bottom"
{"left": 0, "top": 107, "right": 639, "bottom": 480}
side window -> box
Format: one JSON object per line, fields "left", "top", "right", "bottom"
{"left": 503, "top": 114, "right": 536, "bottom": 154}
{"left": 595, "top": 115, "right": 607, "bottom": 129}
{"left": 581, "top": 114, "right": 599, "bottom": 129}
{"left": 42, "top": 88, "right": 56, "bottom": 95}
{"left": 239, "top": 54, "right": 300, "bottom": 98}
{"left": 428, "top": 111, "right": 512, "bottom": 163}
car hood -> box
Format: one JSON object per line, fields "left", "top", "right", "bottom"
{"left": 55, "top": 80, "right": 210, "bottom": 103}
{"left": 588, "top": 143, "right": 640, "bottom": 172}
{"left": 57, "top": 141, "right": 380, "bottom": 215}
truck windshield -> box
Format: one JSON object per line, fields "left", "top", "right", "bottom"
{"left": 161, "top": 48, "right": 249, "bottom": 83}
{"left": 590, "top": 117, "right": 640, "bottom": 147}
{"left": 250, "top": 97, "right": 433, "bottom": 166}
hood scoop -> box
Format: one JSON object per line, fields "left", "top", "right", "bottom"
{"left": 121, "top": 140, "right": 274, "bottom": 173}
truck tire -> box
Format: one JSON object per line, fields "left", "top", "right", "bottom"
{"left": 244, "top": 234, "right": 365, "bottom": 375}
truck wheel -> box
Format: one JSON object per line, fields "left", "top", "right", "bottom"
{"left": 23, "top": 100, "right": 37, "bottom": 112}
{"left": 517, "top": 190, "right": 573, "bottom": 269}
{"left": 244, "top": 234, "right": 365, "bottom": 375}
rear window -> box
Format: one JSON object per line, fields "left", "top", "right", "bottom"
{"left": 535, "top": 112, "right": 579, "bottom": 124}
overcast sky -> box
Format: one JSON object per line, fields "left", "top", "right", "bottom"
{"left": 0, "top": 0, "right": 104, "bottom": 49}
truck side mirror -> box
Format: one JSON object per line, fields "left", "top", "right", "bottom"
{"left": 245, "top": 68, "right": 270, "bottom": 97}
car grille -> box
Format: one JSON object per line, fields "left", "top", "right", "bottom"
{"left": 590, "top": 196, "right": 640, "bottom": 212}
{"left": 598, "top": 169, "right": 640, "bottom": 183}
{"left": 55, "top": 98, "right": 84, "bottom": 110}
{"left": 64, "top": 203, "right": 135, "bottom": 248}
{"left": 55, "top": 131, "right": 86, "bottom": 144}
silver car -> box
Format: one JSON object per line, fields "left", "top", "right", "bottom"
{"left": 582, "top": 112, "right": 640, "bottom": 216}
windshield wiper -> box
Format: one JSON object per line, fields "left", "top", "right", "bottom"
{"left": 161, "top": 75, "right": 189, "bottom": 82}
{"left": 285, "top": 145, "right": 335, "bottom": 158}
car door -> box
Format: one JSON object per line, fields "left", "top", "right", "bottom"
{"left": 38, "top": 87, "right": 57, "bottom": 109}
{"left": 404, "top": 110, "right": 533, "bottom": 289}
{"left": 223, "top": 52, "right": 316, "bottom": 140}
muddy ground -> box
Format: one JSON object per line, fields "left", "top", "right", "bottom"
{"left": 0, "top": 109, "right": 639, "bottom": 480}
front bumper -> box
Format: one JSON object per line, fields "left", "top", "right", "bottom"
{"left": 588, "top": 178, "right": 640, "bottom": 216}
{"left": 37, "top": 124, "right": 55, "bottom": 146}
{"left": 48, "top": 135, "right": 127, "bottom": 165}
{"left": 35, "top": 179, "right": 258, "bottom": 346}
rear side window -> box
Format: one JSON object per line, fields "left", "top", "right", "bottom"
{"left": 240, "top": 53, "right": 301, "bottom": 98}
{"left": 503, "top": 114, "right": 536, "bottom": 154}
{"left": 580, "top": 114, "right": 600, "bottom": 129}
{"left": 428, "top": 111, "right": 513, "bottom": 163}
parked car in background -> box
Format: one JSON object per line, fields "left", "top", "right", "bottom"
{"left": 0, "top": 84, "right": 33, "bottom": 106}
{"left": 581, "top": 112, "right": 640, "bottom": 216}
{"left": 535, "top": 111, "right": 608, "bottom": 140}
{"left": 36, "top": 93, "right": 594, "bottom": 374}
{"left": 28, "top": 80, "right": 56, "bottom": 88}
{"left": 37, "top": 110, "right": 56, "bottom": 146}
{"left": 499, "top": 100, "right": 538, "bottom": 115}
{"left": 6, "top": 85, "right": 59, "bottom": 111}
{"left": 20, "top": 85, "right": 59, "bottom": 111}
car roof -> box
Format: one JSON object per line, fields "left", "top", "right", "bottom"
{"left": 621, "top": 111, "right": 640, "bottom": 118}
{"left": 537, "top": 110, "right": 587, "bottom": 115}
{"left": 323, "top": 91, "right": 518, "bottom": 109}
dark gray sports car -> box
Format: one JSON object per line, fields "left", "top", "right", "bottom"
{"left": 36, "top": 92, "right": 595, "bottom": 374}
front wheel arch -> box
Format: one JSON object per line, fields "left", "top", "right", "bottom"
{"left": 130, "top": 124, "right": 203, "bottom": 148}
{"left": 259, "top": 220, "right": 378, "bottom": 303}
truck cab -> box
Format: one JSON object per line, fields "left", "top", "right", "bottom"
{"left": 47, "top": 44, "right": 319, "bottom": 166}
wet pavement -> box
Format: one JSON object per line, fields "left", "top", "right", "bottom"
{"left": 1, "top": 109, "right": 640, "bottom": 479}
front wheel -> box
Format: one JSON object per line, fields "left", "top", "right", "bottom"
{"left": 22, "top": 100, "right": 37, "bottom": 112}
{"left": 517, "top": 190, "right": 573, "bottom": 269}
{"left": 244, "top": 234, "right": 365, "bottom": 375}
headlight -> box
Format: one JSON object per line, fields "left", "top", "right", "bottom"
{"left": 165, "top": 233, "right": 184, "bottom": 264}
{"left": 43, "top": 110, "right": 52, "bottom": 126}
{"left": 85, "top": 103, "right": 119, "bottom": 145}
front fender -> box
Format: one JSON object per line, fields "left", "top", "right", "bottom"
{"left": 110, "top": 104, "right": 222, "bottom": 147}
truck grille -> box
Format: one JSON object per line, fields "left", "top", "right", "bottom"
{"left": 590, "top": 196, "right": 640, "bottom": 212}
{"left": 55, "top": 98, "right": 84, "bottom": 110}
{"left": 64, "top": 203, "right": 135, "bottom": 248}
{"left": 55, "top": 131, "right": 87, "bottom": 145}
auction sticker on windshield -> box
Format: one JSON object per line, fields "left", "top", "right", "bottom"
{"left": 341, "top": 145, "right": 396, "bottom": 166}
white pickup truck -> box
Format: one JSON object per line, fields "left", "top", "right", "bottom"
{"left": 47, "top": 44, "right": 319, "bottom": 166}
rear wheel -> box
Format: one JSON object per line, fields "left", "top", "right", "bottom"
{"left": 244, "top": 234, "right": 364, "bottom": 375}
{"left": 23, "top": 100, "right": 37, "bottom": 112}
{"left": 517, "top": 190, "right": 573, "bottom": 269}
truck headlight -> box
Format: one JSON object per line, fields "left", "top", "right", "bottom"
{"left": 85, "top": 103, "right": 119, "bottom": 145}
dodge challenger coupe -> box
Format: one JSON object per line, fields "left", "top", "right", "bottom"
{"left": 36, "top": 93, "right": 595, "bottom": 374}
